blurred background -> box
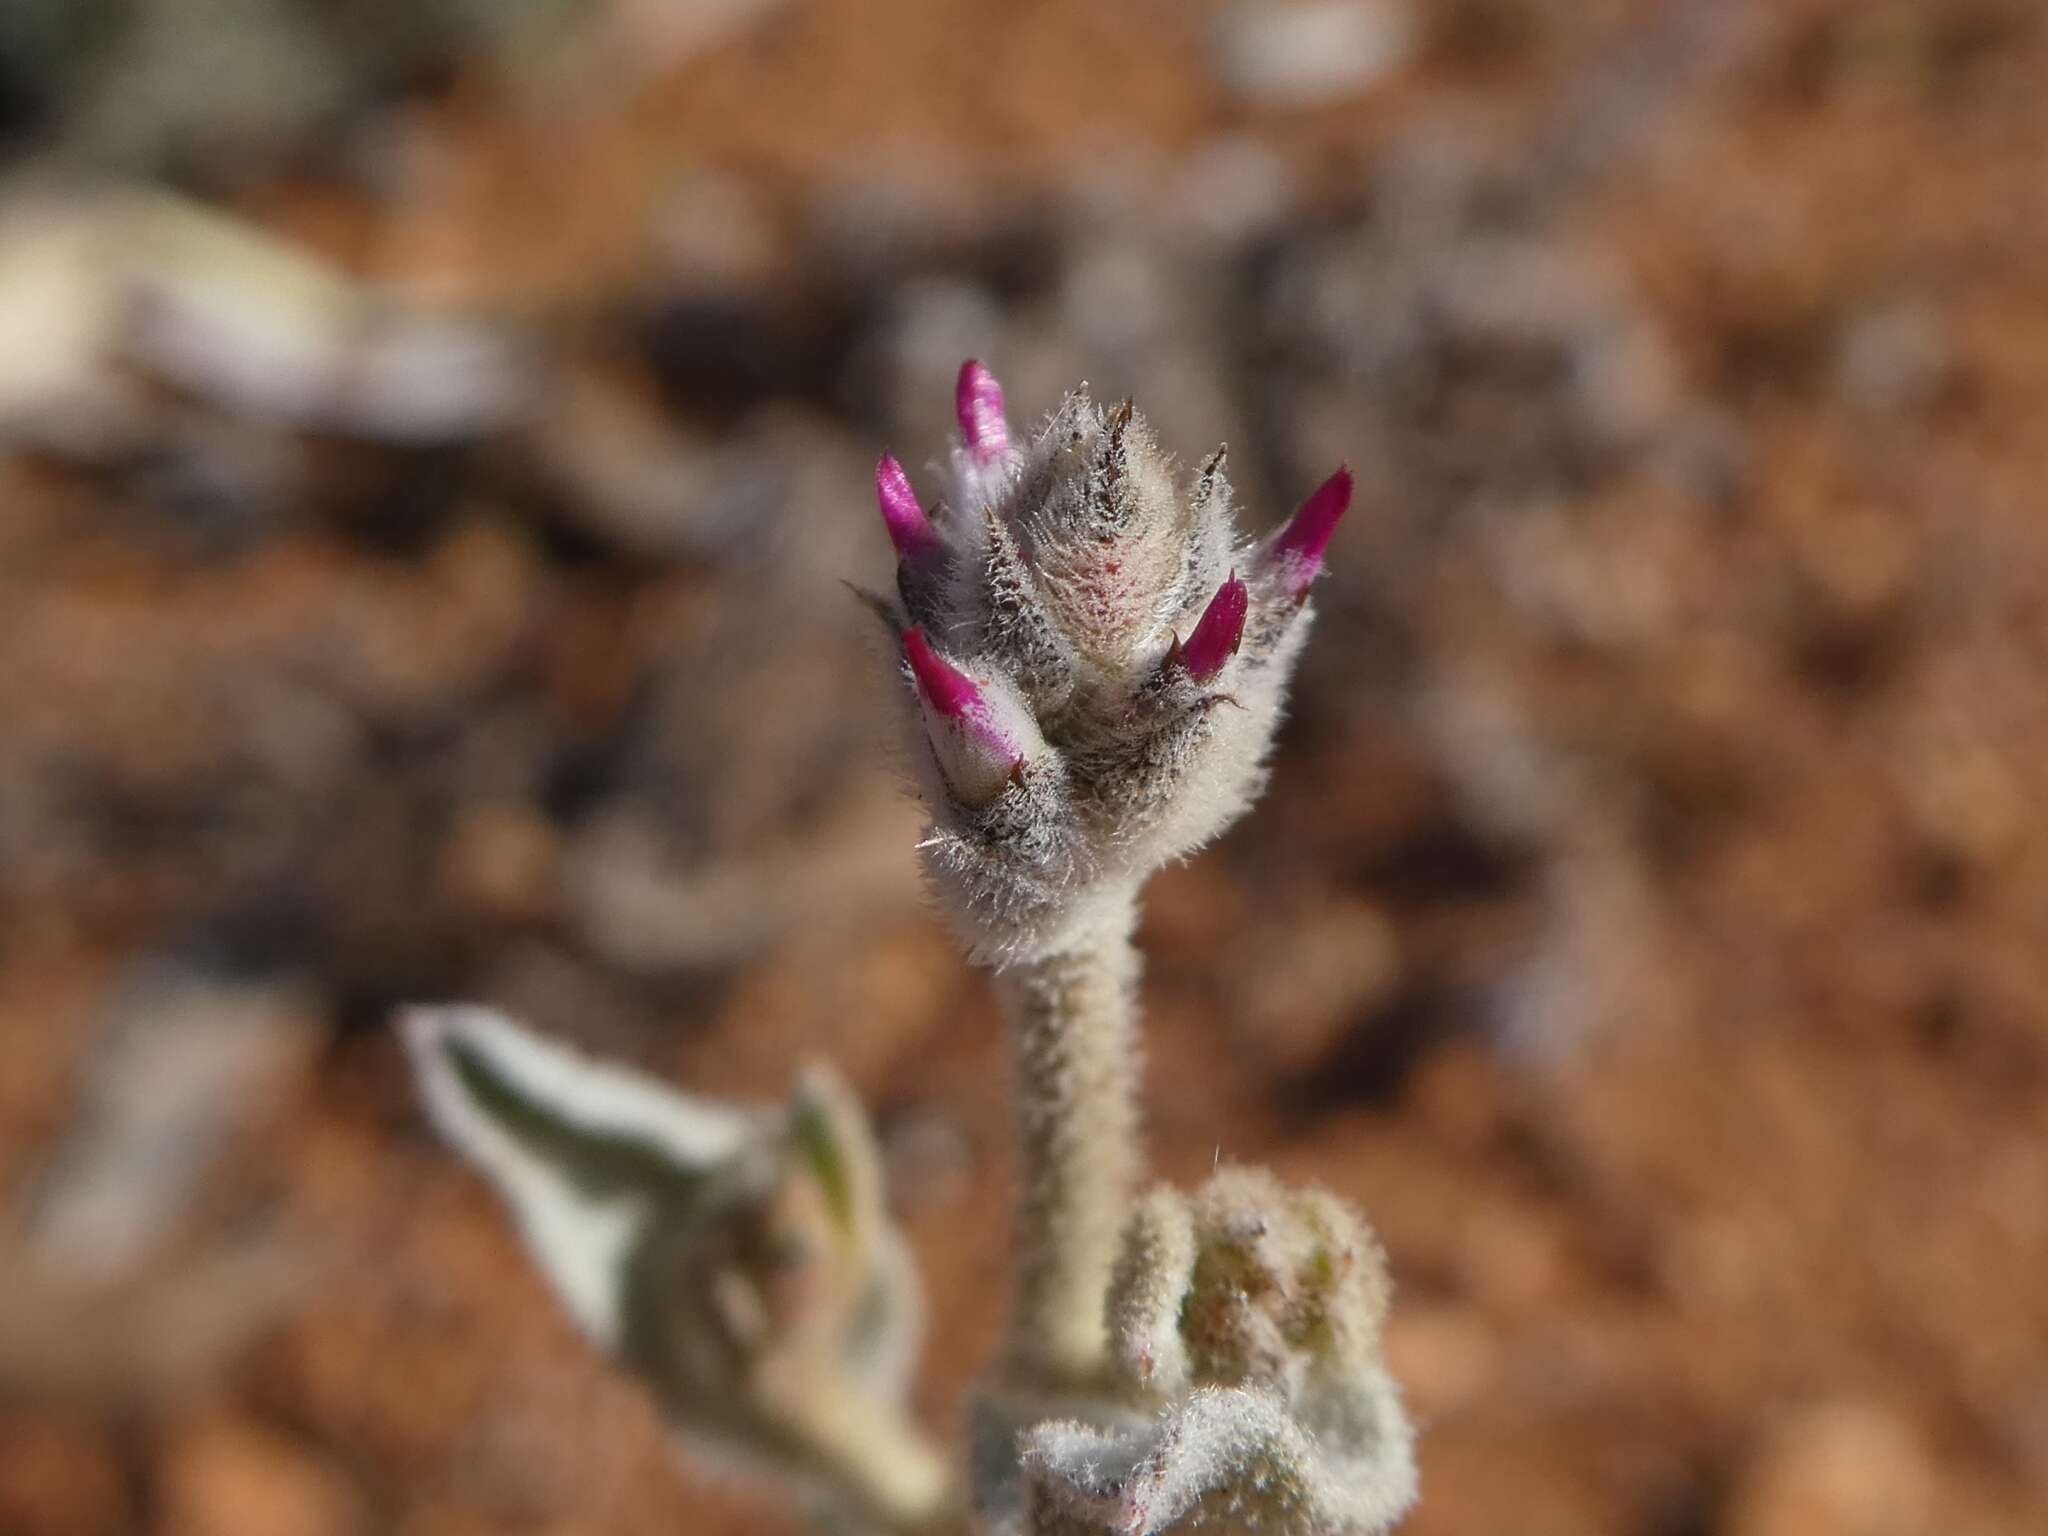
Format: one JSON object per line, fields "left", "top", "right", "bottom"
{"left": 0, "top": 1, "right": 2043, "bottom": 1533}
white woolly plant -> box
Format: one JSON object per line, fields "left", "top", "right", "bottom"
{"left": 401, "top": 363, "right": 1414, "bottom": 1536}
{"left": 1021, "top": 1170, "right": 1415, "bottom": 1536}
{"left": 402, "top": 1007, "right": 944, "bottom": 1531}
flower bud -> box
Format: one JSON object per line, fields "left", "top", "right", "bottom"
{"left": 903, "top": 627, "right": 1039, "bottom": 807}
{"left": 956, "top": 357, "right": 1011, "bottom": 466}
{"left": 1264, "top": 465, "right": 1352, "bottom": 601}
{"left": 1170, "top": 573, "right": 1249, "bottom": 683}
{"left": 875, "top": 452, "right": 943, "bottom": 565}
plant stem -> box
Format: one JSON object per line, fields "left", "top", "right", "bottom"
{"left": 988, "top": 886, "right": 1145, "bottom": 1391}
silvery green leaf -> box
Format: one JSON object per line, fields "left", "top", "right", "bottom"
{"left": 403, "top": 1005, "right": 765, "bottom": 1349}
{"left": 403, "top": 1006, "right": 945, "bottom": 1529}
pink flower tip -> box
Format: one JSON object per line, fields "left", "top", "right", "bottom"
{"left": 902, "top": 627, "right": 983, "bottom": 720}
{"left": 955, "top": 359, "right": 1010, "bottom": 466}
{"left": 1175, "top": 573, "right": 1249, "bottom": 683}
{"left": 876, "top": 454, "right": 942, "bottom": 563}
{"left": 1271, "top": 465, "right": 1352, "bottom": 599}
{"left": 902, "top": 627, "right": 1033, "bottom": 804}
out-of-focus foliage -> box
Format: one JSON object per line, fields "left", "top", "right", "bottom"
{"left": 406, "top": 1006, "right": 943, "bottom": 1530}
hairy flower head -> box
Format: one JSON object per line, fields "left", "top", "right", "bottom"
{"left": 869, "top": 363, "right": 1349, "bottom": 965}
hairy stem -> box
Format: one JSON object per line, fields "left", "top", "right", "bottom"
{"left": 989, "top": 887, "right": 1145, "bottom": 1391}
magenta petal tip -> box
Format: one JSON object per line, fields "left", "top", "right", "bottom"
{"left": 1177, "top": 573, "right": 1249, "bottom": 683}
{"left": 876, "top": 453, "right": 942, "bottom": 562}
{"left": 955, "top": 358, "right": 1011, "bottom": 466}
{"left": 902, "top": 628, "right": 983, "bottom": 720}
{"left": 1272, "top": 465, "right": 1352, "bottom": 598}
{"left": 903, "top": 628, "right": 1033, "bottom": 804}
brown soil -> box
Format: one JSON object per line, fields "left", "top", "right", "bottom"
{"left": 2, "top": 2, "right": 2044, "bottom": 1535}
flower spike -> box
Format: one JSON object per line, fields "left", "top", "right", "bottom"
{"left": 1172, "top": 573, "right": 1248, "bottom": 683}
{"left": 1267, "top": 465, "right": 1352, "bottom": 601}
{"left": 903, "top": 628, "right": 1036, "bottom": 807}
{"left": 956, "top": 359, "right": 1011, "bottom": 466}
{"left": 878, "top": 382, "right": 1332, "bottom": 964}
{"left": 876, "top": 453, "right": 943, "bottom": 564}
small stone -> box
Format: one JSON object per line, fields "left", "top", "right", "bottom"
{"left": 121, "top": 194, "right": 536, "bottom": 444}
{"left": 1725, "top": 1402, "right": 1939, "bottom": 1536}
{"left": 650, "top": 170, "right": 783, "bottom": 291}
{"left": 1834, "top": 296, "right": 1951, "bottom": 417}
{"left": 0, "top": 194, "right": 150, "bottom": 460}
{"left": 1230, "top": 895, "right": 1401, "bottom": 1078}
{"left": 441, "top": 800, "right": 561, "bottom": 926}
{"left": 1210, "top": 1, "right": 1417, "bottom": 109}
{"left": 158, "top": 1417, "right": 366, "bottom": 1536}
{"left": 28, "top": 955, "right": 321, "bottom": 1281}
{"left": 1171, "top": 136, "right": 1300, "bottom": 245}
